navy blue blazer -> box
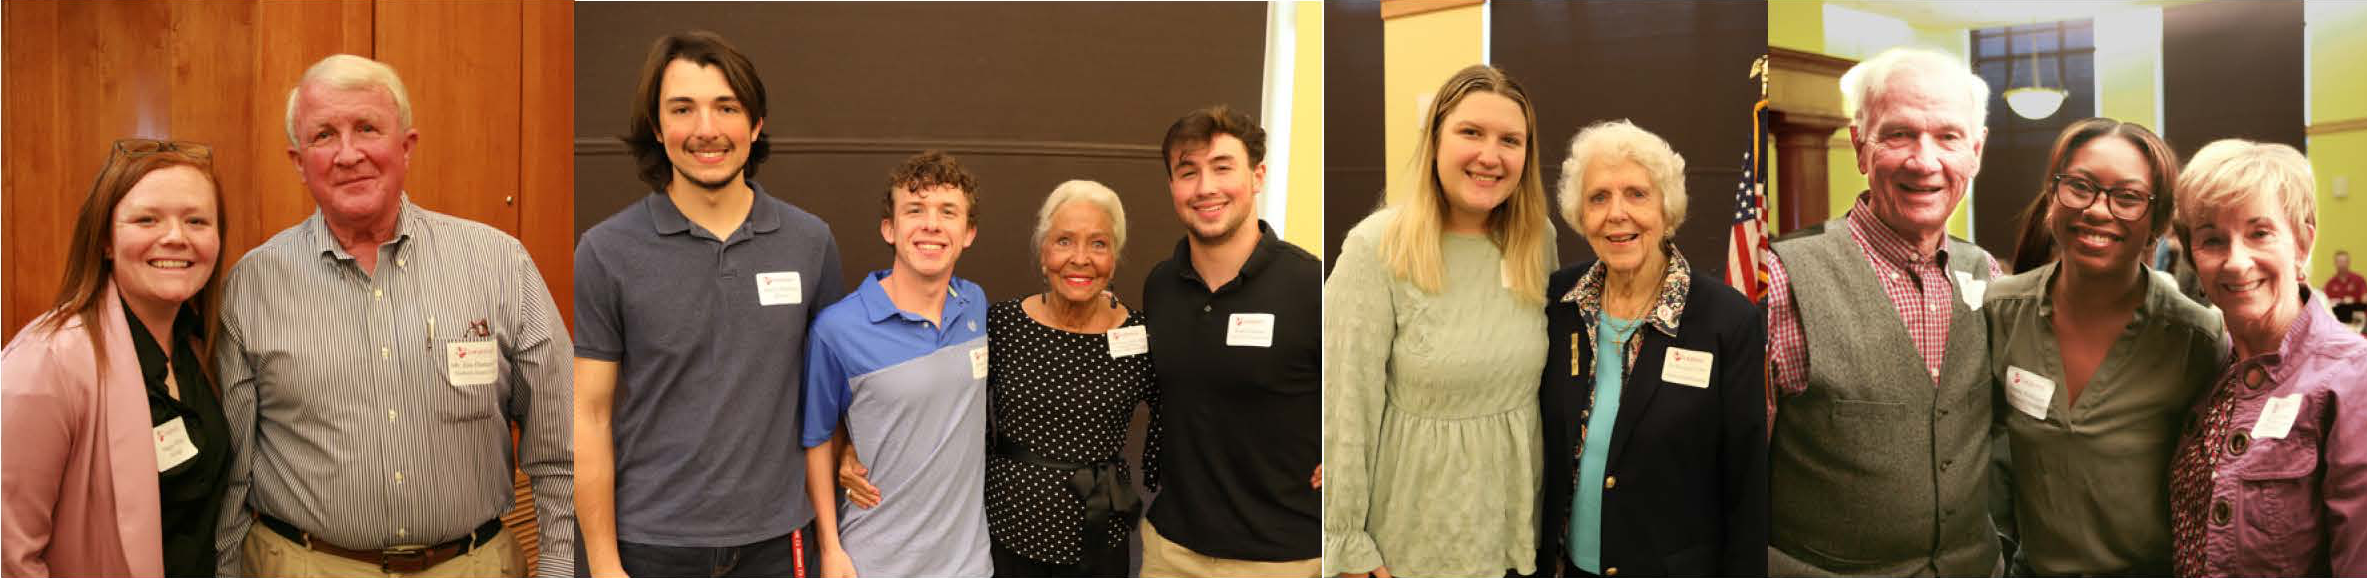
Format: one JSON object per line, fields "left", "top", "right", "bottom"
{"left": 1531, "top": 262, "right": 1768, "bottom": 577}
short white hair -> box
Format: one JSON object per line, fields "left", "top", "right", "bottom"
{"left": 2174, "top": 138, "right": 2318, "bottom": 264}
{"left": 285, "top": 54, "right": 414, "bottom": 148}
{"left": 1557, "top": 119, "right": 1688, "bottom": 237}
{"left": 1840, "top": 47, "right": 1989, "bottom": 135}
{"left": 1031, "top": 179, "right": 1128, "bottom": 262}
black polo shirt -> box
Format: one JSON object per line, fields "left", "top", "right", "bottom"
{"left": 1140, "top": 220, "right": 1321, "bottom": 561}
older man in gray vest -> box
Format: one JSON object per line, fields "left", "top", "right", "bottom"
{"left": 1763, "top": 47, "right": 2005, "bottom": 577}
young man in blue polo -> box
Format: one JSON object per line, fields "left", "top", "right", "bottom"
{"left": 573, "top": 31, "right": 842, "bottom": 578}
{"left": 802, "top": 151, "right": 994, "bottom": 578}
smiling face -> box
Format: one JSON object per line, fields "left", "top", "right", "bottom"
{"left": 111, "top": 165, "right": 221, "bottom": 315}
{"left": 288, "top": 82, "right": 415, "bottom": 227}
{"left": 658, "top": 59, "right": 762, "bottom": 193}
{"left": 880, "top": 184, "right": 977, "bottom": 282}
{"left": 1577, "top": 155, "right": 1667, "bottom": 276}
{"left": 1853, "top": 68, "right": 1986, "bottom": 244}
{"left": 2047, "top": 136, "right": 2155, "bottom": 279}
{"left": 2188, "top": 189, "right": 2314, "bottom": 341}
{"left": 1040, "top": 201, "right": 1118, "bottom": 307}
{"left": 1433, "top": 91, "right": 1529, "bottom": 232}
{"left": 1166, "top": 133, "right": 1263, "bottom": 245}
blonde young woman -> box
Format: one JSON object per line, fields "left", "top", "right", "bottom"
{"left": 1324, "top": 64, "right": 1557, "bottom": 578}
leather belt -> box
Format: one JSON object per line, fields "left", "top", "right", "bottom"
{"left": 991, "top": 433, "right": 1140, "bottom": 534}
{"left": 258, "top": 512, "right": 501, "bottom": 574}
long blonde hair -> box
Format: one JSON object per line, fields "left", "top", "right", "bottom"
{"left": 1384, "top": 64, "right": 1552, "bottom": 303}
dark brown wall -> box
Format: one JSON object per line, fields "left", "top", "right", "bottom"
{"left": 1323, "top": 0, "right": 1385, "bottom": 272}
{"left": 1493, "top": 0, "right": 1769, "bottom": 277}
{"left": 575, "top": 2, "right": 1266, "bottom": 303}
{"left": 2163, "top": 0, "right": 2306, "bottom": 159}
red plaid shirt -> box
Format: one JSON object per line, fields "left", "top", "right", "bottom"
{"left": 1767, "top": 197, "right": 2001, "bottom": 399}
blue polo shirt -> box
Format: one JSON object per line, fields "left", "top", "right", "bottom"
{"left": 574, "top": 186, "right": 843, "bottom": 546}
{"left": 801, "top": 270, "right": 992, "bottom": 577}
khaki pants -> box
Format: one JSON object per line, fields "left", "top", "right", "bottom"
{"left": 244, "top": 521, "right": 523, "bottom": 578}
{"left": 1137, "top": 518, "right": 1320, "bottom": 578}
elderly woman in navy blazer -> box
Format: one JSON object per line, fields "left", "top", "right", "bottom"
{"left": 1532, "top": 120, "right": 1766, "bottom": 577}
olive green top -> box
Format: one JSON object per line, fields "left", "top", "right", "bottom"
{"left": 1323, "top": 209, "right": 1553, "bottom": 577}
{"left": 1984, "top": 262, "right": 2225, "bottom": 575}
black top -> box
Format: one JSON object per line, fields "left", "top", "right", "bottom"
{"left": 982, "top": 298, "right": 1159, "bottom": 565}
{"left": 1139, "top": 221, "right": 1321, "bottom": 561}
{"left": 123, "top": 299, "right": 228, "bottom": 578}
{"left": 1532, "top": 262, "right": 1768, "bottom": 577}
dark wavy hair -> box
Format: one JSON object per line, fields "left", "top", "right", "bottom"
{"left": 626, "top": 30, "right": 769, "bottom": 193}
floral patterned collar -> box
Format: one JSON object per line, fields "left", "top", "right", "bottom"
{"left": 1560, "top": 242, "right": 1691, "bottom": 339}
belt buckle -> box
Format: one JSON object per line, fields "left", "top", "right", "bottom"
{"left": 381, "top": 545, "right": 431, "bottom": 574}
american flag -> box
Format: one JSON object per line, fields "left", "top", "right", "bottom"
{"left": 1726, "top": 96, "right": 1772, "bottom": 303}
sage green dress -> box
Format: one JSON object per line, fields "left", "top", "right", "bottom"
{"left": 1323, "top": 209, "right": 1551, "bottom": 577}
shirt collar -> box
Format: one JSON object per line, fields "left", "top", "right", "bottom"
{"left": 309, "top": 194, "right": 418, "bottom": 263}
{"left": 1560, "top": 242, "right": 1693, "bottom": 337}
{"left": 1844, "top": 192, "right": 1947, "bottom": 268}
{"left": 857, "top": 269, "right": 971, "bottom": 324}
{"left": 1166, "top": 220, "right": 1281, "bottom": 289}
{"left": 647, "top": 182, "right": 782, "bottom": 239}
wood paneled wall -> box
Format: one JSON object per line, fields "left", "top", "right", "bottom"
{"left": 3, "top": 0, "right": 574, "bottom": 343}
{"left": 2, "top": 0, "right": 572, "bottom": 567}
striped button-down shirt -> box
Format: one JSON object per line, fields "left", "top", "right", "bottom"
{"left": 213, "top": 198, "right": 574, "bottom": 577}
{"left": 1768, "top": 194, "right": 2001, "bottom": 397}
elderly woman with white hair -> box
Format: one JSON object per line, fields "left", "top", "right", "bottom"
{"left": 1532, "top": 119, "right": 1766, "bottom": 577}
{"left": 2165, "top": 139, "right": 2366, "bottom": 578}
{"left": 838, "top": 179, "right": 1157, "bottom": 577}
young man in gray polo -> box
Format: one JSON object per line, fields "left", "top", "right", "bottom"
{"left": 573, "top": 31, "right": 843, "bottom": 578}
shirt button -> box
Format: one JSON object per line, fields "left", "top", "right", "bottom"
{"left": 396, "top": 528, "right": 407, "bottom": 539}
{"left": 1202, "top": 305, "right": 1212, "bottom": 313}
{"left": 374, "top": 289, "right": 384, "bottom": 300}
{"left": 2227, "top": 432, "right": 2250, "bottom": 455}
{"left": 381, "top": 347, "right": 390, "bottom": 359}
{"left": 393, "top": 471, "right": 404, "bottom": 484}
{"left": 396, "top": 259, "right": 406, "bottom": 268}
{"left": 2210, "top": 500, "right": 2232, "bottom": 525}
{"left": 1605, "top": 567, "right": 1618, "bottom": 576}
{"left": 388, "top": 409, "right": 398, "bottom": 422}
{"left": 1604, "top": 475, "right": 1617, "bottom": 489}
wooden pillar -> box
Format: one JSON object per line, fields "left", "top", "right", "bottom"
{"left": 1771, "top": 111, "right": 1848, "bottom": 232}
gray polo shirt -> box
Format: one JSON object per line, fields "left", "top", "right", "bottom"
{"left": 574, "top": 185, "right": 844, "bottom": 546}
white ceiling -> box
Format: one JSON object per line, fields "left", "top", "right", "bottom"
{"left": 1826, "top": 0, "right": 2209, "bottom": 29}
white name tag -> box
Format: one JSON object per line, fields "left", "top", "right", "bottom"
{"left": 1660, "top": 347, "right": 1714, "bottom": 388}
{"left": 2251, "top": 394, "right": 2302, "bottom": 440}
{"left": 153, "top": 417, "right": 198, "bottom": 472}
{"left": 756, "top": 271, "right": 802, "bottom": 306}
{"left": 1225, "top": 313, "right": 1276, "bottom": 347}
{"left": 445, "top": 339, "right": 498, "bottom": 387}
{"left": 1107, "top": 326, "right": 1148, "bottom": 358}
{"left": 1954, "top": 271, "right": 1986, "bottom": 311}
{"left": 969, "top": 345, "right": 991, "bottom": 380}
{"left": 2005, "top": 365, "right": 2054, "bottom": 420}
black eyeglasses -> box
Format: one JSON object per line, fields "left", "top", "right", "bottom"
{"left": 2051, "top": 174, "right": 2153, "bottom": 221}
{"left": 113, "top": 138, "right": 214, "bottom": 160}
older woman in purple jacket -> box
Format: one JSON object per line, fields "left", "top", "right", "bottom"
{"left": 2166, "top": 138, "right": 2367, "bottom": 577}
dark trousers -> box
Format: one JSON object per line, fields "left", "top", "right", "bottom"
{"left": 991, "top": 536, "right": 1129, "bottom": 578}
{"left": 578, "top": 527, "right": 819, "bottom": 578}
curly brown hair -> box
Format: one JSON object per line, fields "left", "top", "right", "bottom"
{"left": 881, "top": 150, "right": 979, "bottom": 225}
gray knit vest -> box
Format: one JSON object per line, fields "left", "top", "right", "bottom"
{"left": 1767, "top": 219, "right": 1999, "bottom": 577}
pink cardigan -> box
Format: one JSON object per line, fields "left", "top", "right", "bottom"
{"left": 2, "top": 284, "right": 165, "bottom": 578}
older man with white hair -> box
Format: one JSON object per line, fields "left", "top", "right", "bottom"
{"left": 213, "top": 54, "right": 574, "bottom": 578}
{"left": 1764, "top": 47, "right": 2006, "bottom": 577}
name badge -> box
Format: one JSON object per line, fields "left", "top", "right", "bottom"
{"left": 970, "top": 345, "right": 991, "bottom": 380}
{"left": 2005, "top": 365, "right": 2054, "bottom": 420}
{"left": 154, "top": 417, "right": 198, "bottom": 472}
{"left": 1954, "top": 271, "right": 1986, "bottom": 311}
{"left": 757, "top": 271, "right": 803, "bottom": 306}
{"left": 2251, "top": 394, "right": 2302, "bottom": 440}
{"left": 1107, "top": 326, "right": 1149, "bottom": 358}
{"left": 446, "top": 339, "right": 499, "bottom": 387}
{"left": 1661, "top": 347, "right": 1714, "bottom": 388}
{"left": 1225, "top": 313, "right": 1276, "bottom": 348}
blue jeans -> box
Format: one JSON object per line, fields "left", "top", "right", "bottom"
{"left": 578, "top": 529, "right": 811, "bottom": 578}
